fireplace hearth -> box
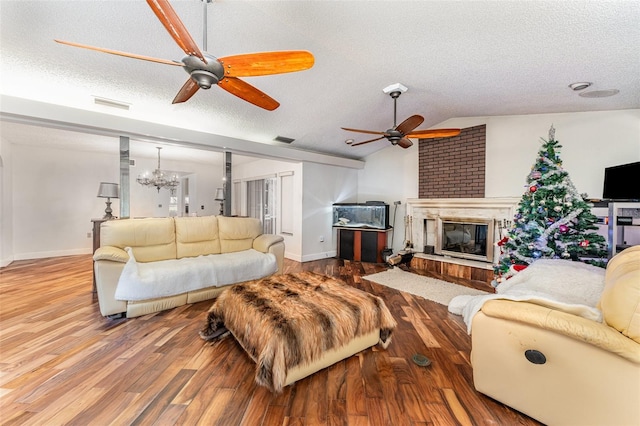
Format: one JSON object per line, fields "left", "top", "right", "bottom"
{"left": 406, "top": 198, "right": 519, "bottom": 264}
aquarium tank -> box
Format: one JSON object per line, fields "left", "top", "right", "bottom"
{"left": 332, "top": 202, "right": 390, "bottom": 229}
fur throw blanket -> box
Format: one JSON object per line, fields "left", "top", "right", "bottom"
{"left": 199, "top": 271, "right": 397, "bottom": 392}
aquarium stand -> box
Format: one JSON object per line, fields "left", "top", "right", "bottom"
{"left": 335, "top": 227, "right": 392, "bottom": 263}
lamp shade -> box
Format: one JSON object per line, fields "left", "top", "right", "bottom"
{"left": 215, "top": 188, "right": 224, "bottom": 201}
{"left": 97, "top": 182, "right": 119, "bottom": 198}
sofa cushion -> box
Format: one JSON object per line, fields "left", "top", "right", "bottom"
{"left": 175, "top": 216, "right": 221, "bottom": 258}
{"left": 600, "top": 245, "right": 640, "bottom": 343}
{"left": 218, "top": 216, "right": 263, "bottom": 253}
{"left": 100, "top": 218, "right": 176, "bottom": 262}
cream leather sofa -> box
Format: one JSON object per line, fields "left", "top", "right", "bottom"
{"left": 93, "top": 215, "right": 285, "bottom": 318}
{"left": 471, "top": 245, "right": 640, "bottom": 426}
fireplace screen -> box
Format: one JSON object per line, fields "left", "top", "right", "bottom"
{"left": 435, "top": 217, "right": 494, "bottom": 262}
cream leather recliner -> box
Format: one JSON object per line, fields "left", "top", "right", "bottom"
{"left": 471, "top": 245, "right": 640, "bottom": 426}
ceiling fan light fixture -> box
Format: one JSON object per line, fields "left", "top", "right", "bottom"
{"left": 568, "top": 82, "right": 592, "bottom": 91}
{"left": 191, "top": 70, "right": 219, "bottom": 89}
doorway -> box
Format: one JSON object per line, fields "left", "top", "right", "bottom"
{"left": 246, "top": 177, "right": 276, "bottom": 234}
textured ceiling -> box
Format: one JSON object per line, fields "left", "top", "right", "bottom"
{"left": 1, "top": 0, "right": 639, "bottom": 161}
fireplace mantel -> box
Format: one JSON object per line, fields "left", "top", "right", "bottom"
{"left": 406, "top": 198, "right": 519, "bottom": 263}
{"left": 407, "top": 197, "right": 520, "bottom": 212}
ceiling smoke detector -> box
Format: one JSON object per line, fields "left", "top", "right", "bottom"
{"left": 568, "top": 82, "right": 592, "bottom": 91}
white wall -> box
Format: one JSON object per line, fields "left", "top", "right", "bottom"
{"left": 7, "top": 143, "right": 222, "bottom": 260}
{"left": 358, "top": 109, "right": 640, "bottom": 254}
{"left": 357, "top": 142, "right": 419, "bottom": 253}
{"left": 301, "top": 162, "right": 358, "bottom": 262}
{"left": 0, "top": 136, "right": 14, "bottom": 267}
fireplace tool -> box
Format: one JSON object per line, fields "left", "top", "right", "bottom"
{"left": 403, "top": 215, "right": 413, "bottom": 250}
{"left": 389, "top": 215, "right": 414, "bottom": 266}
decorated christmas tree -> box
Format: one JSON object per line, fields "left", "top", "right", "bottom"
{"left": 493, "top": 126, "right": 608, "bottom": 285}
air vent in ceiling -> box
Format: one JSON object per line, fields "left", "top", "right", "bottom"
{"left": 93, "top": 96, "right": 130, "bottom": 110}
{"left": 274, "top": 135, "right": 295, "bottom": 144}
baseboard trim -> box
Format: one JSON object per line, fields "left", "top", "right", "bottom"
{"left": 13, "top": 248, "right": 92, "bottom": 261}
{"left": 300, "top": 250, "right": 337, "bottom": 263}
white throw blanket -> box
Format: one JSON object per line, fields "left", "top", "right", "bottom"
{"left": 115, "top": 248, "right": 277, "bottom": 301}
{"left": 448, "top": 259, "right": 606, "bottom": 334}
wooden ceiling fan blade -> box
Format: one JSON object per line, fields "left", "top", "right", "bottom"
{"left": 54, "top": 39, "right": 184, "bottom": 66}
{"left": 396, "top": 115, "right": 424, "bottom": 135}
{"left": 397, "top": 138, "right": 413, "bottom": 149}
{"left": 172, "top": 78, "right": 200, "bottom": 104}
{"left": 351, "top": 136, "right": 386, "bottom": 146}
{"left": 341, "top": 127, "right": 386, "bottom": 136}
{"left": 218, "top": 77, "right": 280, "bottom": 111}
{"left": 146, "top": 0, "right": 206, "bottom": 63}
{"left": 219, "top": 51, "right": 315, "bottom": 77}
{"left": 407, "top": 128, "right": 462, "bottom": 138}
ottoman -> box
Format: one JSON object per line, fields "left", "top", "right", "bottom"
{"left": 199, "top": 271, "right": 397, "bottom": 392}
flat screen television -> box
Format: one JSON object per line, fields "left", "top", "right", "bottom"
{"left": 603, "top": 161, "right": 640, "bottom": 201}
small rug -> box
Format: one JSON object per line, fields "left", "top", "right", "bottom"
{"left": 364, "top": 267, "right": 490, "bottom": 306}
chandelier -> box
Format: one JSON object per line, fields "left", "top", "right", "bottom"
{"left": 136, "top": 147, "right": 180, "bottom": 193}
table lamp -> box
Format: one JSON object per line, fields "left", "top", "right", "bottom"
{"left": 97, "top": 182, "right": 119, "bottom": 219}
{"left": 215, "top": 187, "right": 224, "bottom": 216}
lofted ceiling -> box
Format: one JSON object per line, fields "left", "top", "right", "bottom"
{"left": 1, "top": 0, "right": 639, "bottom": 162}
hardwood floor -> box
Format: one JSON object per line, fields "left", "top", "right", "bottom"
{"left": 0, "top": 255, "right": 541, "bottom": 425}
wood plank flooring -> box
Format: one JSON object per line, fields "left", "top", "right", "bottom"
{"left": 0, "top": 255, "right": 541, "bottom": 425}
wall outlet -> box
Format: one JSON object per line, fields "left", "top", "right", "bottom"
{"left": 87, "top": 232, "right": 92, "bottom": 238}
{"left": 319, "top": 236, "right": 324, "bottom": 242}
